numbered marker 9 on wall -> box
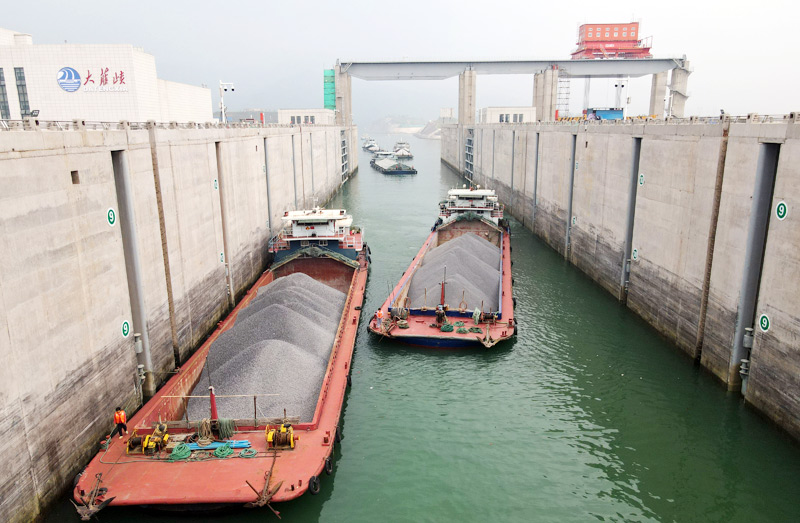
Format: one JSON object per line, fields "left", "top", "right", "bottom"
{"left": 758, "top": 314, "right": 770, "bottom": 332}
{"left": 107, "top": 207, "right": 117, "bottom": 227}
{"left": 775, "top": 201, "right": 788, "bottom": 221}
{"left": 121, "top": 320, "right": 131, "bottom": 338}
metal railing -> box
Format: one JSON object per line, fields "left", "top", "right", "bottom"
{"left": 0, "top": 118, "right": 349, "bottom": 132}
{"left": 448, "top": 112, "right": 800, "bottom": 129}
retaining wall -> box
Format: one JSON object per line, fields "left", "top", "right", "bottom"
{"left": 442, "top": 118, "right": 800, "bottom": 442}
{"left": 0, "top": 122, "right": 356, "bottom": 522}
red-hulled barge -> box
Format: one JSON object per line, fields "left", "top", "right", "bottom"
{"left": 368, "top": 187, "right": 515, "bottom": 348}
{"left": 73, "top": 207, "right": 369, "bottom": 517}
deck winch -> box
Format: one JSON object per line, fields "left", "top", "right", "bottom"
{"left": 266, "top": 423, "right": 295, "bottom": 449}
{"left": 143, "top": 423, "right": 169, "bottom": 455}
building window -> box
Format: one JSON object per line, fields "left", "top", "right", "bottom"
{"left": 310, "top": 115, "right": 315, "bottom": 124}
{"left": 519, "top": 114, "right": 524, "bottom": 123}
{"left": 304, "top": 115, "right": 309, "bottom": 124}
{"left": 499, "top": 114, "right": 504, "bottom": 123}
{"left": 505, "top": 114, "right": 510, "bottom": 123}
{"left": 71, "top": 170, "right": 80, "bottom": 184}
{"left": 291, "top": 116, "right": 296, "bottom": 124}
{"left": 631, "top": 31, "right": 635, "bottom": 36}
{"left": 614, "top": 27, "right": 618, "bottom": 31}
{"left": 513, "top": 114, "right": 518, "bottom": 123}
{"left": 605, "top": 32, "right": 609, "bottom": 37}
{"left": 0, "top": 69, "right": 10, "bottom": 120}
{"left": 14, "top": 67, "right": 30, "bottom": 118}
{"left": 588, "top": 32, "right": 593, "bottom": 37}
{"left": 623, "top": 32, "right": 627, "bottom": 37}
{"left": 614, "top": 32, "right": 618, "bottom": 37}
{"left": 606, "top": 27, "right": 610, "bottom": 31}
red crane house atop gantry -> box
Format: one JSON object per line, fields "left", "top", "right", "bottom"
{"left": 571, "top": 22, "right": 652, "bottom": 59}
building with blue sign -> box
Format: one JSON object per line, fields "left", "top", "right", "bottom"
{"left": 0, "top": 28, "right": 212, "bottom": 122}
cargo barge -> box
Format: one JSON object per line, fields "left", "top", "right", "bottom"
{"left": 369, "top": 186, "right": 515, "bottom": 348}
{"left": 73, "top": 207, "right": 369, "bottom": 518}
{"left": 369, "top": 157, "right": 417, "bottom": 175}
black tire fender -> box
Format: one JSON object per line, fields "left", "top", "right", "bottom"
{"left": 308, "top": 475, "right": 321, "bottom": 495}
{"left": 324, "top": 457, "right": 334, "bottom": 475}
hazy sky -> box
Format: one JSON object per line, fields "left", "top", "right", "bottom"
{"left": 5, "top": 0, "right": 798, "bottom": 125}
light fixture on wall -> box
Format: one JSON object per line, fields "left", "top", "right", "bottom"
{"left": 219, "top": 81, "right": 235, "bottom": 123}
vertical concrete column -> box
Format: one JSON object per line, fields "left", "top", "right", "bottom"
{"left": 541, "top": 67, "right": 558, "bottom": 122}
{"left": 649, "top": 72, "right": 667, "bottom": 118}
{"left": 458, "top": 69, "right": 477, "bottom": 126}
{"left": 334, "top": 63, "right": 352, "bottom": 127}
{"left": 533, "top": 73, "right": 544, "bottom": 121}
{"left": 728, "top": 143, "right": 780, "bottom": 389}
{"left": 668, "top": 61, "right": 691, "bottom": 117}
{"left": 111, "top": 150, "right": 156, "bottom": 398}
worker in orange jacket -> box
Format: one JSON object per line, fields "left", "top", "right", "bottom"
{"left": 109, "top": 407, "right": 128, "bottom": 439}
{"left": 376, "top": 309, "right": 384, "bottom": 328}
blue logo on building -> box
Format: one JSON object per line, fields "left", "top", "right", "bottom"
{"left": 57, "top": 67, "right": 81, "bottom": 92}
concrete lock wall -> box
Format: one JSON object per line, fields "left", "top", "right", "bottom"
{"left": 442, "top": 118, "right": 800, "bottom": 441}
{"left": 0, "top": 122, "right": 356, "bottom": 522}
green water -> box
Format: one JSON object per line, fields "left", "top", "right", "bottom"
{"left": 49, "top": 135, "right": 800, "bottom": 522}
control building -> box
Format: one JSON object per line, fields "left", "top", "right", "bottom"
{"left": 0, "top": 28, "right": 212, "bottom": 122}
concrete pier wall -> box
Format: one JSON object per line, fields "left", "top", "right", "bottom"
{"left": 442, "top": 117, "right": 800, "bottom": 441}
{"left": 0, "top": 122, "right": 356, "bottom": 522}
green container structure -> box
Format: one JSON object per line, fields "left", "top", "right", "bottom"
{"left": 324, "top": 69, "right": 336, "bottom": 111}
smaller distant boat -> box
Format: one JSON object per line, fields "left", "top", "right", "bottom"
{"left": 394, "top": 148, "right": 413, "bottom": 159}
{"left": 393, "top": 141, "right": 410, "bottom": 152}
{"left": 370, "top": 158, "right": 417, "bottom": 175}
{"left": 372, "top": 150, "right": 395, "bottom": 159}
{"left": 363, "top": 138, "right": 379, "bottom": 151}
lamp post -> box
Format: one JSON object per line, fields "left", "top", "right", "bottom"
{"left": 219, "top": 81, "right": 235, "bottom": 123}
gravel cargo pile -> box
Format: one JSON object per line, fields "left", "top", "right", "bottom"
{"left": 407, "top": 233, "right": 500, "bottom": 311}
{"left": 188, "top": 272, "right": 346, "bottom": 422}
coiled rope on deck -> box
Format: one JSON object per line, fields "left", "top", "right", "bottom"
{"left": 239, "top": 448, "right": 258, "bottom": 458}
{"left": 213, "top": 442, "right": 234, "bottom": 458}
{"left": 168, "top": 443, "right": 192, "bottom": 462}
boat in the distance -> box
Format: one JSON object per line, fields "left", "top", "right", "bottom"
{"left": 369, "top": 185, "right": 515, "bottom": 348}
{"left": 362, "top": 137, "right": 378, "bottom": 151}
{"left": 73, "top": 207, "right": 370, "bottom": 518}
{"left": 393, "top": 141, "right": 413, "bottom": 159}
{"left": 394, "top": 148, "right": 413, "bottom": 160}
{"left": 370, "top": 157, "right": 417, "bottom": 175}
{"left": 372, "top": 149, "right": 395, "bottom": 159}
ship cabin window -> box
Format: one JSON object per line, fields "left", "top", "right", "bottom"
{"left": 631, "top": 31, "right": 635, "bottom": 36}
{"left": 588, "top": 32, "right": 592, "bottom": 37}
{"left": 623, "top": 32, "right": 627, "bottom": 37}
{"left": 605, "top": 32, "right": 609, "bottom": 37}
{"left": 318, "top": 240, "right": 328, "bottom": 246}
{"left": 301, "top": 240, "right": 310, "bottom": 247}
{"left": 614, "top": 32, "right": 618, "bottom": 37}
